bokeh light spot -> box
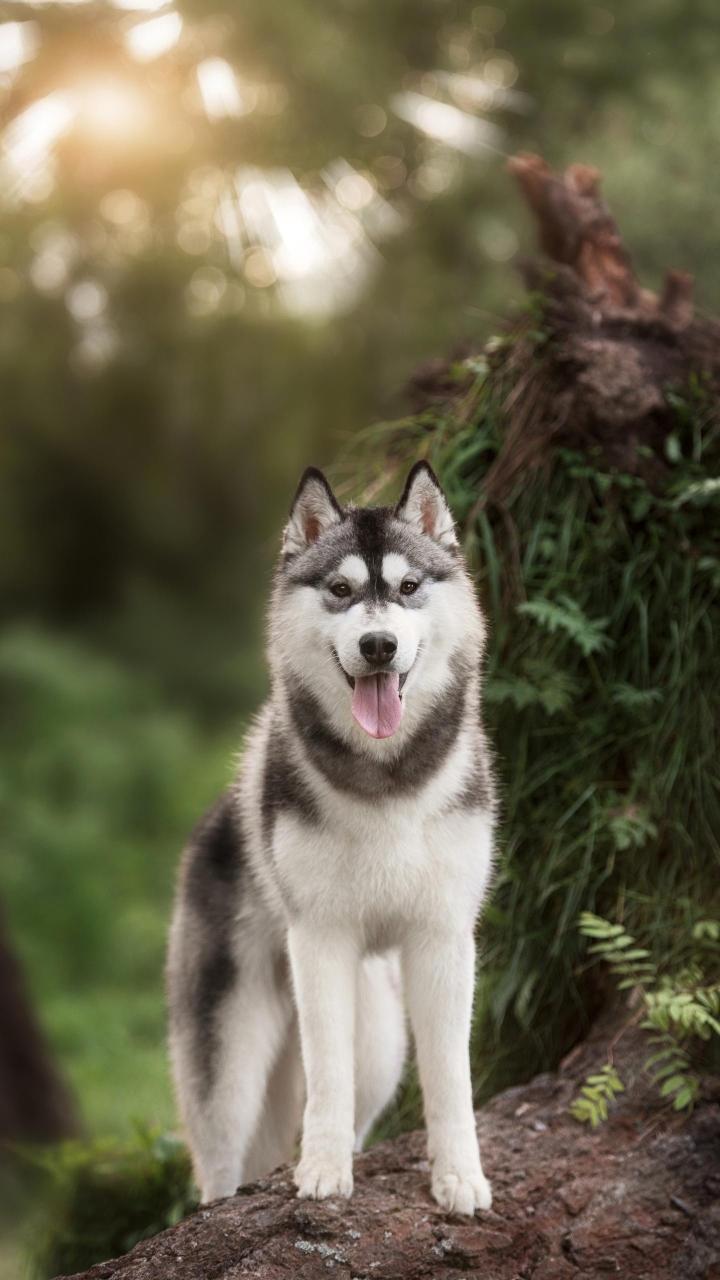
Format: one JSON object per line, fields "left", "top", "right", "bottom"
{"left": 197, "top": 58, "right": 248, "bottom": 120}
{"left": 482, "top": 54, "right": 518, "bottom": 89}
{"left": 100, "top": 189, "right": 148, "bottom": 227}
{"left": 186, "top": 265, "right": 227, "bottom": 315}
{"left": 243, "top": 247, "right": 277, "bottom": 289}
{"left": 126, "top": 11, "right": 181, "bottom": 62}
{"left": 479, "top": 217, "right": 518, "bottom": 262}
{"left": 354, "top": 104, "right": 387, "bottom": 138}
{"left": 66, "top": 279, "right": 108, "bottom": 321}
{"left": 335, "top": 171, "right": 375, "bottom": 211}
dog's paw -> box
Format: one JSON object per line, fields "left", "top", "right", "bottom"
{"left": 432, "top": 1167, "right": 492, "bottom": 1216}
{"left": 294, "top": 1153, "right": 353, "bottom": 1201}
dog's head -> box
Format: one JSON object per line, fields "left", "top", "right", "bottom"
{"left": 270, "top": 463, "right": 484, "bottom": 747}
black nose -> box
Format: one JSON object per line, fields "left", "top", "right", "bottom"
{"left": 359, "top": 631, "right": 397, "bottom": 665}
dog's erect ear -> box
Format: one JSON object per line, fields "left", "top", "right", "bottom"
{"left": 283, "top": 467, "right": 343, "bottom": 556}
{"left": 394, "top": 461, "right": 458, "bottom": 548}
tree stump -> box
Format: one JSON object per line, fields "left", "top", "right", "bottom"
{"left": 463, "top": 153, "right": 720, "bottom": 503}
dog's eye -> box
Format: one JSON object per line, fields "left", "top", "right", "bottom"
{"left": 400, "top": 578, "right": 419, "bottom": 595}
{"left": 330, "top": 581, "right": 351, "bottom": 598}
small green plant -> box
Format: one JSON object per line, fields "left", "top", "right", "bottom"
{"left": 24, "top": 1126, "right": 196, "bottom": 1278}
{"left": 570, "top": 1062, "right": 624, "bottom": 1128}
{"left": 516, "top": 595, "right": 612, "bottom": 658}
{"left": 572, "top": 913, "right": 720, "bottom": 1124}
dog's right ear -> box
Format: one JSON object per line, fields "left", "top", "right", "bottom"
{"left": 283, "top": 467, "right": 343, "bottom": 557}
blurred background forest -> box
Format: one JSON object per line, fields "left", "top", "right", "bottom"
{"left": 1, "top": 0, "right": 719, "bottom": 1274}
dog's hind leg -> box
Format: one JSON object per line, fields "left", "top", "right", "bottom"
{"left": 244, "top": 1014, "right": 304, "bottom": 1181}
{"left": 354, "top": 952, "right": 407, "bottom": 1150}
{"left": 172, "top": 973, "right": 293, "bottom": 1203}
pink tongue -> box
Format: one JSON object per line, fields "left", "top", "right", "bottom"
{"left": 351, "top": 672, "right": 403, "bottom": 739}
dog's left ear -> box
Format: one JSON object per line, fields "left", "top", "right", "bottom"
{"left": 394, "top": 461, "right": 458, "bottom": 548}
{"left": 283, "top": 466, "right": 343, "bottom": 557}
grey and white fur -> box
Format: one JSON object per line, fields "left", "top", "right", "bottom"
{"left": 167, "top": 461, "right": 496, "bottom": 1215}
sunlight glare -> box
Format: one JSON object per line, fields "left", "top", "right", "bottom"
{"left": 233, "top": 166, "right": 380, "bottom": 318}
{"left": 126, "top": 11, "right": 181, "bottom": 62}
{"left": 197, "top": 58, "right": 246, "bottom": 120}
{"left": 2, "top": 93, "right": 74, "bottom": 185}
{"left": 76, "top": 80, "right": 149, "bottom": 137}
{"left": 323, "top": 158, "right": 405, "bottom": 237}
{"left": 111, "top": 0, "right": 170, "bottom": 9}
{"left": 23, "top": 0, "right": 92, "bottom": 7}
{"left": 436, "top": 71, "right": 532, "bottom": 114}
{"left": 0, "top": 21, "right": 39, "bottom": 74}
{"left": 214, "top": 187, "right": 245, "bottom": 264}
{"left": 390, "top": 91, "right": 503, "bottom": 155}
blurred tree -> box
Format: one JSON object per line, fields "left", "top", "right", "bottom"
{"left": 0, "top": 903, "right": 78, "bottom": 1143}
{"left": 0, "top": 0, "right": 527, "bottom": 709}
{"left": 0, "top": 0, "right": 718, "bottom": 716}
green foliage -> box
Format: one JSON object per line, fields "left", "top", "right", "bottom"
{"left": 487, "top": 660, "right": 580, "bottom": 716}
{"left": 0, "top": 628, "right": 235, "bottom": 1137}
{"left": 517, "top": 595, "right": 611, "bottom": 657}
{"left": 25, "top": 1128, "right": 196, "bottom": 1280}
{"left": 346, "top": 354, "right": 720, "bottom": 1126}
{"left": 578, "top": 912, "right": 656, "bottom": 990}
{"left": 569, "top": 1062, "right": 624, "bottom": 1128}
{"left": 572, "top": 912, "right": 720, "bottom": 1122}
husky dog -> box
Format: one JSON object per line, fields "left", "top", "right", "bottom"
{"left": 167, "top": 462, "right": 496, "bottom": 1216}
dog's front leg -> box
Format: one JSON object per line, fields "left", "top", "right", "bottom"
{"left": 403, "top": 929, "right": 491, "bottom": 1216}
{"left": 288, "top": 924, "right": 357, "bottom": 1199}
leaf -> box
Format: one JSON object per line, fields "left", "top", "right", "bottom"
{"left": 672, "top": 1085, "right": 697, "bottom": 1111}
{"left": 517, "top": 595, "right": 613, "bottom": 657}
{"left": 673, "top": 476, "right": 720, "bottom": 505}
{"left": 665, "top": 433, "right": 682, "bottom": 463}
{"left": 659, "top": 1075, "right": 687, "bottom": 1097}
{"left": 610, "top": 683, "right": 662, "bottom": 712}
{"left": 693, "top": 921, "right": 720, "bottom": 942}
{"left": 570, "top": 1063, "right": 623, "bottom": 1127}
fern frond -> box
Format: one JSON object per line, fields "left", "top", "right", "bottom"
{"left": 576, "top": 914, "right": 718, "bottom": 1120}
{"left": 571, "top": 1062, "right": 624, "bottom": 1128}
{"left": 517, "top": 595, "right": 612, "bottom": 657}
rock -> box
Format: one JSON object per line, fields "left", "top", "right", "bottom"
{"left": 59, "top": 1012, "right": 720, "bottom": 1280}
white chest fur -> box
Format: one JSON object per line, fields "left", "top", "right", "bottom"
{"left": 271, "top": 785, "right": 494, "bottom": 949}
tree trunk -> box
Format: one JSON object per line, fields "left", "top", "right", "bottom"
{"left": 0, "top": 905, "right": 79, "bottom": 1144}
{"left": 59, "top": 1007, "right": 719, "bottom": 1280}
